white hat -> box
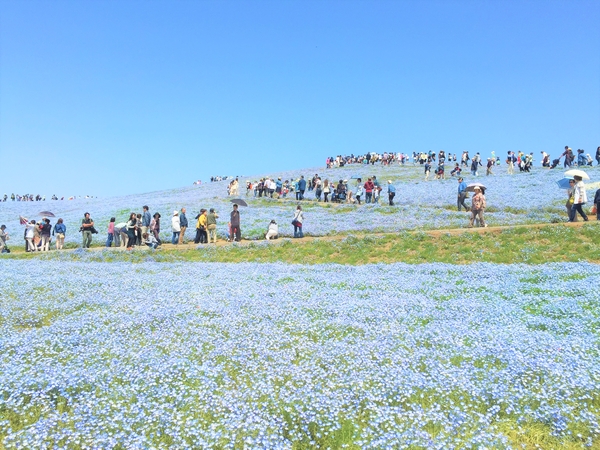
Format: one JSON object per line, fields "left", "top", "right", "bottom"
{"left": 173, "top": 211, "right": 178, "bottom": 216}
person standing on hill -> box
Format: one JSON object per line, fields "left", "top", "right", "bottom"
{"left": 457, "top": 177, "right": 469, "bottom": 211}
{"left": 81, "top": 213, "right": 95, "bottom": 248}
{"left": 195, "top": 209, "right": 208, "bottom": 244}
{"left": 387, "top": 180, "right": 396, "bottom": 206}
{"left": 53, "top": 218, "right": 66, "bottom": 250}
{"left": 40, "top": 218, "right": 52, "bottom": 251}
{"left": 207, "top": 208, "right": 218, "bottom": 243}
{"left": 0, "top": 225, "right": 8, "bottom": 253}
{"left": 364, "top": 178, "right": 374, "bottom": 203}
{"left": 230, "top": 204, "right": 241, "bottom": 242}
{"left": 298, "top": 176, "right": 306, "bottom": 200}
{"left": 171, "top": 211, "right": 181, "bottom": 245}
{"left": 141, "top": 206, "right": 151, "bottom": 239}
{"left": 469, "top": 186, "right": 487, "bottom": 228}
{"left": 292, "top": 205, "right": 304, "bottom": 238}
{"left": 179, "top": 207, "right": 188, "bottom": 244}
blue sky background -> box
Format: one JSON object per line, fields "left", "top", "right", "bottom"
{"left": 1, "top": 0, "right": 598, "bottom": 197}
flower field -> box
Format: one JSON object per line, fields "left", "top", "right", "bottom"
{"left": 1, "top": 260, "right": 599, "bottom": 448}
{"left": 1, "top": 164, "right": 598, "bottom": 243}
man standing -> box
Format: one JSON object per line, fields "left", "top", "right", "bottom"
{"left": 387, "top": 180, "right": 396, "bottom": 206}
{"left": 298, "top": 176, "right": 306, "bottom": 200}
{"left": 207, "top": 208, "right": 218, "bottom": 243}
{"left": 457, "top": 177, "right": 468, "bottom": 211}
{"left": 179, "top": 207, "right": 188, "bottom": 244}
{"left": 81, "top": 212, "right": 94, "bottom": 248}
{"left": 230, "top": 204, "right": 241, "bottom": 242}
{"left": 364, "top": 178, "right": 374, "bottom": 203}
{"left": 141, "top": 206, "right": 151, "bottom": 238}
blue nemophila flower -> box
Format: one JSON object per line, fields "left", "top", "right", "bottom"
{"left": 1, "top": 261, "right": 600, "bottom": 447}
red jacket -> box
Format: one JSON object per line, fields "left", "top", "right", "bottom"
{"left": 364, "top": 181, "right": 374, "bottom": 193}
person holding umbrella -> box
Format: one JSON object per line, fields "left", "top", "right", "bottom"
{"left": 230, "top": 204, "right": 241, "bottom": 242}
{"left": 570, "top": 175, "right": 589, "bottom": 222}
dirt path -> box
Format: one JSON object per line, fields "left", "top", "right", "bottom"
{"left": 5, "top": 217, "right": 597, "bottom": 255}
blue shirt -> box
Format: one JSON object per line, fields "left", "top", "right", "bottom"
{"left": 142, "top": 211, "right": 151, "bottom": 227}
{"left": 388, "top": 184, "right": 396, "bottom": 193}
{"left": 458, "top": 181, "right": 467, "bottom": 194}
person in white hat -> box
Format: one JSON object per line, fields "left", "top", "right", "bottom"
{"left": 171, "top": 211, "right": 181, "bottom": 245}
{"left": 469, "top": 186, "right": 487, "bottom": 228}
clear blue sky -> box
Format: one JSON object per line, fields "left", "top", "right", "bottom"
{"left": 1, "top": 0, "right": 598, "bottom": 197}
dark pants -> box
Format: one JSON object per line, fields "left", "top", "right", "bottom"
{"left": 293, "top": 223, "right": 303, "bottom": 238}
{"left": 127, "top": 230, "right": 136, "bottom": 248}
{"left": 324, "top": 192, "right": 329, "bottom": 202}
{"left": 388, "top": 192, "right": 395, "bottom": 206}
{"left": 570, "top": 203, "right": 588, "bottom": 222}
{"left": 194, "top": 228, "right": 207, "bottom": 244}
{"left": 458, "top": 193, "right": 469, "bottom": 211}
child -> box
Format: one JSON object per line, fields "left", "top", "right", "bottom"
{"left": 106, "top": 217, "right": 115, "bottom": 247}
{"left": 143, "top": 232, "right": 159, "bottom": 249}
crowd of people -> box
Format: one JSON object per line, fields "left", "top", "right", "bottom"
{"left": 2, "top": 194, "right": 96, "bottom": 202}
{"left": 2, "top": 145, "right": 599, "bottom": 253}
{"left": 0, "top": 200, "right": 308, "bottom": 253}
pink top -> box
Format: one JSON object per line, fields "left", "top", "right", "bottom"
{"left": 108, "top": 222, "right": 115, "bottom": 233}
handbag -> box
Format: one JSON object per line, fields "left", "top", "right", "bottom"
{"left": 591, "top": 205, "right": 597, "bottom": 215}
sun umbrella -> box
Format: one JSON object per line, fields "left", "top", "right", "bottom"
{"left": 556, "top": 177, "right": 574, "bottom": 189}
{"left": 38, "top": 211, "right": 56, "bottom": 217}
{"left": 564, "top": 169, "right": 590, "bottom": 180}
{"left": 465, "top": 182, "right": 486, "bottom": 193}
{"left": 230, "top": 199, "right": 248, "bottom": 207}
{"left": 350, "top": 174, "right": 362, "bottom": 179}
{"left": 19, "top": 216, "right": 29, "bottom": 225}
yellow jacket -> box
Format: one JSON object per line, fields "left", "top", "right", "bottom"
{"left": 197, "top": 214, "right": 207, "bottom": 229}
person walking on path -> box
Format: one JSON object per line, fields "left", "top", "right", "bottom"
{"left": 207, "top": 208, "right": 218, "bottom": 243}
{"left": 566, "top": 179, "right": 577, "bottom": 222}
{"left": 570, "top": 176, "right": 589, "bottom": 222}
{"left": 457, "top": 177, "right": 469, "bottom": 211}
{"left": 81, "top": 213, "right": 95, "bottom": 248}
{"left": 179, "top": 207, "right": 188, "bottom": 244}
{"left": 469, "top": 186, "right": 487, "bottom": 228}
{"left": 171, "top": 211, "right": 181, "bottom": 244}
{"left": 292, "top": 205, "right": 304, "bottom": 238}
{"left": 53, "top": 218, "right": 66, "bottom": 250}
{"left": 387, "top": 180, "right": 396, "bottom": 206}
{"left": 230, "top": 204, "right": 241, "bottom": 242}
